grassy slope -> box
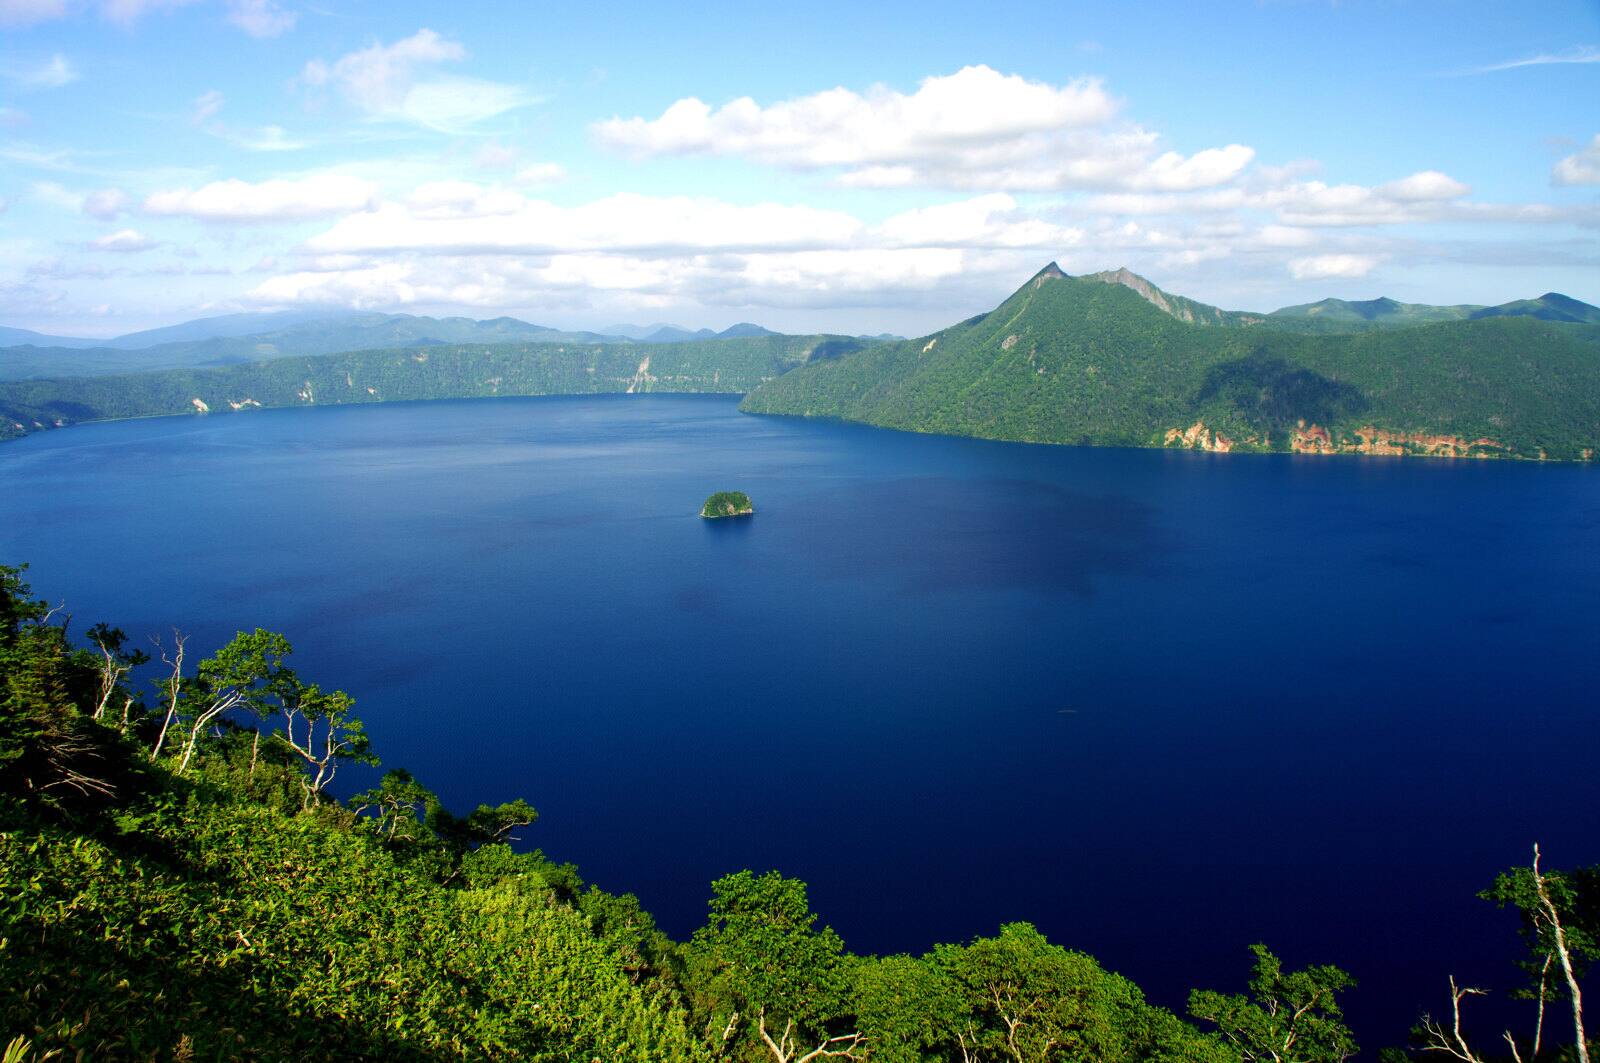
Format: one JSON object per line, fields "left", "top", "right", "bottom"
{"left": 742, "top": 272, "right": 1600, "bottom": 460}
{"left": 0, "top": 335, "right": 843, "bottom": 441}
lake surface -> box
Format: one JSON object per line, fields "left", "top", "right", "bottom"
{"left": 3, "top": 394, "right": 1597, "bottom": 1047}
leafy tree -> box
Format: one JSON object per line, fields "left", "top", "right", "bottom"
{"left": 276, "top": 681, "right": 374, "bottom": 804}
{"left": 350, "top": 768, "right": 436, "bottom": 841}
{"left": 851, "top": 953, "right": 971, "bottom": 1063}
{"left": 1189, "top": 944, "right": 1357, "bottom": 1063}
{"left": 684, "top": 870, "right": 860, "bottom": 1060}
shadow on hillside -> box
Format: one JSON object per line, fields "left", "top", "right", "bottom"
{"left": 1196, "top": 353, "right": 1368, "bottom": 433}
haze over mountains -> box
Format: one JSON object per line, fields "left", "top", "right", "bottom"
{"left": 0, "top": 313, "right": 789, "bottom": 381}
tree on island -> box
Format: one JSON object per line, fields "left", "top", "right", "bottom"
{"left": 701, "top": 491, "right": 754, "bottom": 518}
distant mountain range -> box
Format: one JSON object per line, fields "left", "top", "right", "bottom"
{"left": 0, "top": 312, "right": 766, "bottom": 381}
{"left": 4, "top": 269, "right": 1598, "bottom": 459}
{"left": 742, "top": 264, "right": 1600, "bottom": 461}
{"left": 601, "top": 322, "right": 779, "bottom": 343}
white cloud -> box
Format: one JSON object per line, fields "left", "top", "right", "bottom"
{"left": 474, "top": 142, "right": 517, "bottom": 169}
{"left": 1131, "top": 145, "right": 1256, "bottom": 191}
{"left": 1553, "top": 135, "right": 1600, "bottom": 186}
{"left": 513, "top": 162, "right": 566, "bottom": 186}
{"left": 192, "top": 88, "right": 225, "bottom": 125}
{"left": 873, "top": 193, "right": 1081, "bottom": 249}
{"left": 226, "top": 0, "right": 294, "bottom": 37}
{"left": 300, "top": 28, "right": 531, "bottom": 132}
{"left": 30, "top": 180, "right": 82, "bottom": 208}
{"left": 91, "top": 228, "right": 157, "bottom": 252}
{"left": 222, "top": 125, "right": 307, "bottom": 152}
{"left": 1288, "top": 254, "right": 1380, "bottom": 280}
{"left": 6, "top": 54, "right": 79, "bottom": 90}
{"left": 302, "top": 190, "right": 865, "bottom": 255}
{"left": 595, "top": 65, "right": 1252, "bottom": 193}
{"left": 1461, "top": 45, "right": 1600, "bottom": 74}
{"left": 0, "top": 0, "right": 66, "bottom": 26}
{"left": 1379, "top": 170, "right": 1470, "bottom": 201}
{"left": 0, "top": 106, "right": 27, "bottom": 127}
{"left": 82, "top": 187, "right": 128, "bottom": 219}
{"left": 144, "top": 174, "right": 377, "bottom": 221}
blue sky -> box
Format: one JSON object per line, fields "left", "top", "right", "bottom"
{"left": 1, "top": 0, "right": 1596, "bottom": 336}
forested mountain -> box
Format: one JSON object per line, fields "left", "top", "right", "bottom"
{"left": 742, "top": 264, "right": 1600, "bottom": 461}
{"left": 0, "top": 334, "right": 863, "bottom": 441}
{"left": 0, "top": 311, "right": 633, "bottom": 381}
{"left": 1267, "top": 296, "right": 1482, "bottom": 327}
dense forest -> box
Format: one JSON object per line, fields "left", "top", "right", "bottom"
{"left": 742, "top": 267, "right": 1600, "bottom": 461}
{"left": 1, "top": 563, "right": 1594, "bottom": 1061}
{"left": 0, "top": 334, "right": 866, "bottom": 443}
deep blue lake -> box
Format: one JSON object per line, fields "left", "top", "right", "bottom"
{"left": 2, "top": 394, "right": 1596, "bottom": 1048}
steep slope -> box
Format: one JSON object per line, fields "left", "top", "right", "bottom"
{"left": 1085, "top": 267, "right": 1267, "bottom": 327}
{"left": 742, "top": 265, "right": 1600, "bottom": 460}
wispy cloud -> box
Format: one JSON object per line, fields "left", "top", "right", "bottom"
{"left": 0, "top": 0, "right": 67, "bottom": 27}
{"left": 4, "top": 53, "right": 79, "bottom": 90}
{"left": 226, "top": 0, "right": 295, "bottom": 38}
{"left": 1455, "top": 45, "right": 1600, "bottom": 75}
{"left": 89, "top": 228, "right": 158, "bottom": 253}
{"left": 300, "top": 28, "right": 535, "bottom": 133}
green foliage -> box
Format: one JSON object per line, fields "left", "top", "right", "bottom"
{"left": 743, "top": 269, "right": 1600, "bottom": 460}
{"left": 684, "top": 870, "right": 853, "bottom": 1058}
{"left": 933, "top": 922, "right": 1237, "bottom": 1062}
{"left": 1480, "top": 852, "right": 1599, "bottom": 1001}
{"left": 700, "top": 490, "right": 754, "bottom": 518}
{"left": 0, "top": 334, "right": 850, "bottom": 442}
{"left": 1188, "top": 944, "right": 1358, "bottom": 1063}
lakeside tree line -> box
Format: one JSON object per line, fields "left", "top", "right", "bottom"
{"left": 0, "top": 563, "right": 1593, "bottom": 1061}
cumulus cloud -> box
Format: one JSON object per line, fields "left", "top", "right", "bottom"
{"left": 595, "top": 65, "right": 1253, "bottom": 193}
{"left": 300, "top": 28, "right": 533, "bottom": 132}
{"left": 90, "top": 228, "right": 157, "bottom": 252}
{"left": 226, "top": 0, "right": 294, "bottom": 37}
{"left": 1377, "top": 170, "right": 1470, "bottom": 201}
{"left": 1289, "top": 254, "right": 1380, "bottom": 280}
{"left": 144, "top": 174, "right": 377, "bottom": 221}
{"left": 1553, "top": 135, "right": 1600, "bottom": 186}
{"left": 6, "top": 54, "right": 78, "bottom": 90}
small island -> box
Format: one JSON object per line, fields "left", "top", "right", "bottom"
{"left": 700, "top": 491, "right": 754, "bottom": 519}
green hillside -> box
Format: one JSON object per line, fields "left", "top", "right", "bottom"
{"left": 0, "top": 334, "right": 861, "bottom": 442}
{"left": 1268, "top": 296, "right": 1481, "bottom": 328}
{"left": 0, "top": 312, "right": 634, "bottom": 381}
{"left": 742, "top": 265, "right": 1600, "bottom": 461}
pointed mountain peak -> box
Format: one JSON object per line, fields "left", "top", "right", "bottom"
{"left": 1029, "top": 262, "right": 1068, "bottom": 288}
